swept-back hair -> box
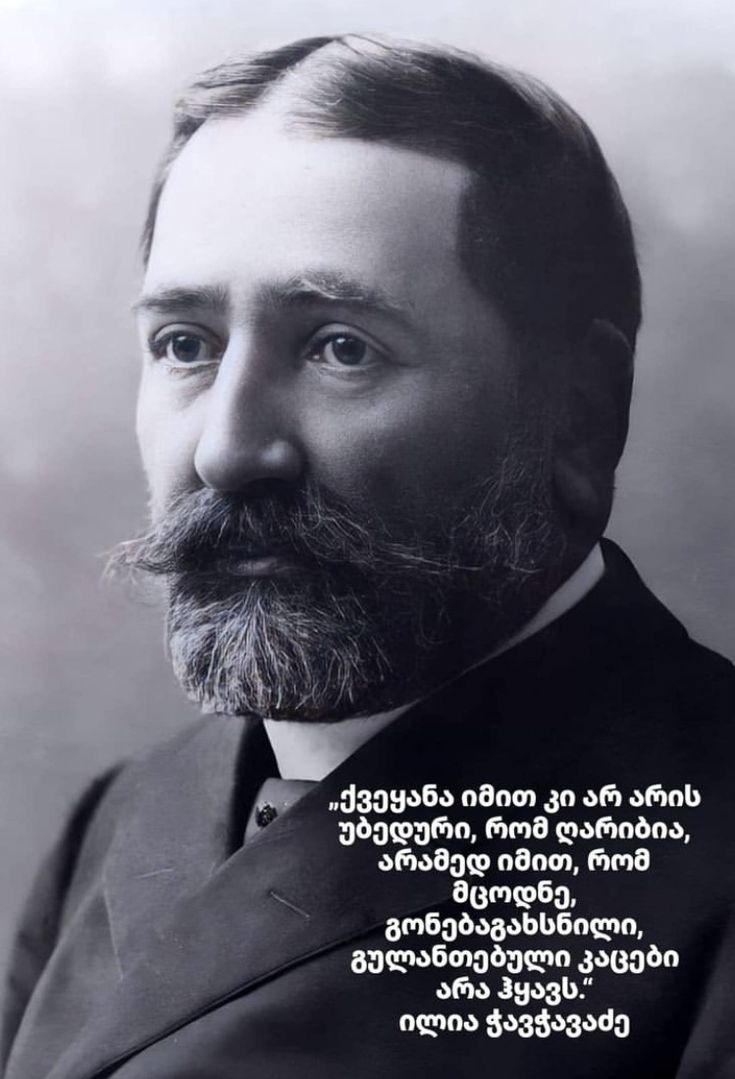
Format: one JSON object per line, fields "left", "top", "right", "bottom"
{"left": 142, "top": 34, "right": 641, "bottom": 350}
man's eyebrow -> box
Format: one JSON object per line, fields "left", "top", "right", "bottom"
{"left": 263, "top": 270, "right": 415, "bottom": 326}
{"left": 133, "top": 273, "right": 415, "bottom": 326}
{"left": 132, "top": 284, "right": 230, "bottom": 316}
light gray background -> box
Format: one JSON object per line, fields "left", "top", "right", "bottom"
{"left": 1, "top": 0, "right": 734, "bottom": 975}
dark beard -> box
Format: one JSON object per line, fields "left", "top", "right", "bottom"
{"left": 107, "top": 462, "right": 564, "bottom": 720}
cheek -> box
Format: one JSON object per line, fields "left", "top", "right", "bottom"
{"left": 136, "top": 375, "right": 202, "bottom": 516}
{"left": 301, "top": 378, "right": 512, "bottom": 521}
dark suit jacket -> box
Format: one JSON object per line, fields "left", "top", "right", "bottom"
{"left": 3, "top": 541, "right": 735, "bottom": 1077}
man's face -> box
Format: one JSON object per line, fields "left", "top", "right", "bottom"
{"left": 132, "top": 107, "right": 561, "bottom": 719}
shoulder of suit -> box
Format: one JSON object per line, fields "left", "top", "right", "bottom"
{"left": 671, "top": 634, "right": 735, "bottom": 717}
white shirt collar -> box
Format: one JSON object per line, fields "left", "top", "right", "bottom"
{"left": 265, "top": 543, "right": 605, "bottom": 781}
{"left": 489, "top": 542, "right": 604, "bottom": 659}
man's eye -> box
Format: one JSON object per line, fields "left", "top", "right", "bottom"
{"left": 150, "top": 331, "right": 220, "bottom": 366}
{"left": 307, "top": 333, "right": 381, "bottom": 369}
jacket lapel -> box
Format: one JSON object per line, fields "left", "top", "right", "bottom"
{"left": 47, "top": 697, "right": 486, "bottom": 1079}
{"left": 101, "top": 714, "right": 252, "bottom": 975}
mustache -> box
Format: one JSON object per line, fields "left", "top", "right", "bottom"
{"left": 106, "top": 484, "right": 460, "bottom": 581}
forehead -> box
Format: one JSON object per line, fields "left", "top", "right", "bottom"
{"left": 145, "top": 109, "right": 472, "bottom": 305}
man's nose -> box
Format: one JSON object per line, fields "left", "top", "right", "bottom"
{"left": 193, "top": 339, "right": 304, "bottom": 492}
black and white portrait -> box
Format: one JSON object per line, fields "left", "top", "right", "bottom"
{"left": 1, "top": 2, "right": 734, "bottom": 1076}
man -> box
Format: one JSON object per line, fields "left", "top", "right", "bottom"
{"left": 3, "top": 33, "right": 735, "bottom": 1078}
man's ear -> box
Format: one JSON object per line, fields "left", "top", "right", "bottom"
{"left": 552, "top": 319, "right": 634, "bottom": 539}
